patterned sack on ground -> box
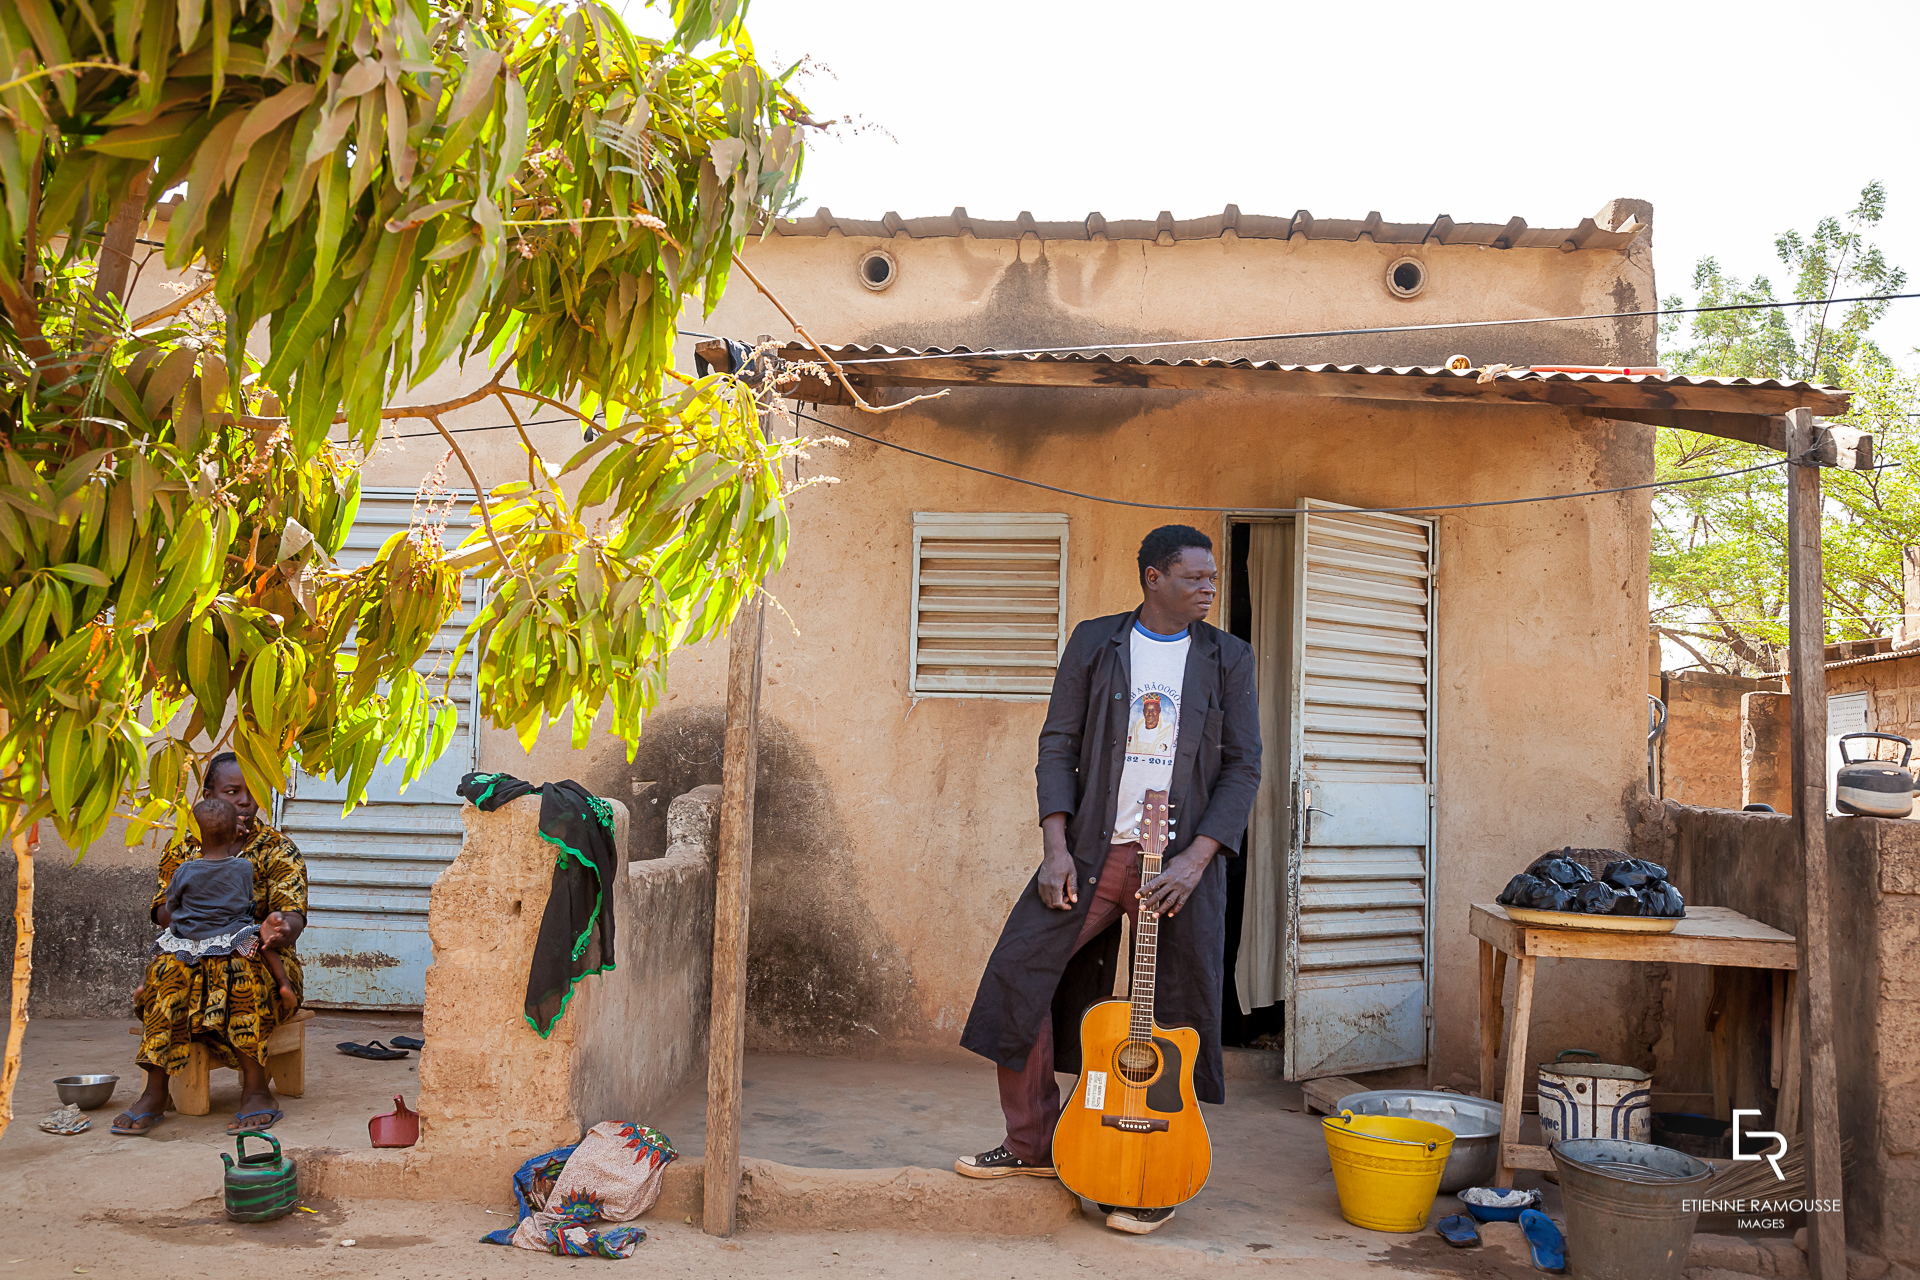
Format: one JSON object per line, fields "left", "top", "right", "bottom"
{"left": 481, "top": 1122, "right": 676, "bottom": 1258}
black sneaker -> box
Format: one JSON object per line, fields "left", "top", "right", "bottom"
{"left": 954, "top": 1144, "right": 1056, "bottom": 1179}
{"left": 1106, "top": 1206, "right": 1176, "bottom": 1234}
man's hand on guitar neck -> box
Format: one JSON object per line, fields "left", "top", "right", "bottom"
{"left": 1139, "top": 836, "right": 1222, "bottom": 918}
{"left": 1037, "top": 812, "right": 1078, "bottom": 909}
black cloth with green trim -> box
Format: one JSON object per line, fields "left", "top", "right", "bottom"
{"left": 458, "top": 772, "right": 619, "bottom": 1037}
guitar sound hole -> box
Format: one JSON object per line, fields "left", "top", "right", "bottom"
{"left": 1116, "top": 1041, "right": 1159, "bottom": 1084}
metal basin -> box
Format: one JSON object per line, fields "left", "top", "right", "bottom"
{"left": 1336, "top": 1089, "right": 1500, "bottom": 1193}
{"left": 54, "top": 1074, "right": 119, "bottom": 1110}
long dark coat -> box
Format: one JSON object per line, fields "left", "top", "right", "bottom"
{"left": 960, "top": 609, "right": 1262, "bottom": 1104}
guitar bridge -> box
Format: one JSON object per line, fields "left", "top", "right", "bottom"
{"left": 1100, "top": 1116, "right": 1170, "bottom": 1133}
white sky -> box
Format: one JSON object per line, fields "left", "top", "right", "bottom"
{"left": 631, "top": 0, "right": 1920, "bottom": 363}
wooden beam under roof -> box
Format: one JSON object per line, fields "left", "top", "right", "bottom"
{"left": 700, "top": 341, "right": 1858, "bottom": 453}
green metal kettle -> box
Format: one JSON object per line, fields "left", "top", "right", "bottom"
{"left": 223, "top": 1129, "right": 299, "bottom": 1222}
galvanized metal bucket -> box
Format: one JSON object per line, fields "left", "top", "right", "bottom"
{"left": 1537, "top": 1050, "right": 1651, "bottom": 1145}
{"left": 1550, "top": 1138, "right": 1714, "bottom": 1280}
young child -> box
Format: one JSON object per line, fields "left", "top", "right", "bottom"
{"left": 154, "top": 796, "right": 298, "bottom": 1016}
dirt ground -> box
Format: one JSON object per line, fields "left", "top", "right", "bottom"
{"left": 0, "top": 1017, "right": 1559, "bottom": 1279}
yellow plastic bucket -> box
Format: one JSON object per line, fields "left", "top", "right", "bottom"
{"left": 1322, "top": 1109, "right": 1456, "bottom": 1232}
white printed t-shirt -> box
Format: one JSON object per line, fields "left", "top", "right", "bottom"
{"left": 1111, "top": 619, "right": 1190, "bottom": 844}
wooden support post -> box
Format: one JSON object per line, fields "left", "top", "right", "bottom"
{"left": 1778, "top": 971, "right": 1802, "bottom": 1140}
{"left": 702, "top": 586, "right": 767, "bottom": 1237}
{"left": 1478, "top": 940, "right": 1498, "bottom": 1099}
{"left": 1770, "top": 969, "right": 1786, "bottom": 1090}
{"left": 1707, "top": 967, "right": 1733, "bottom": 1122}
{"left": 1785, "top": 406, "right": 1846, "bottom": 1280}
{"left": 1495, "top": 954, "right": 1536, "bottom": 1189}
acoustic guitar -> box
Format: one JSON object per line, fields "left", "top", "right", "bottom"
{"left": 1051, "top": 788, "right": 1212, "bottom": 1208}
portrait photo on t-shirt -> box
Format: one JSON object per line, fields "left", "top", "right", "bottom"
{"left": 1126, "top": 687, "right": 1179, "bottom": 762}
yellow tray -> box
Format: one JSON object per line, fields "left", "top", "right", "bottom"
{"left": 1504, "top": 906, "right": 1681, "bottom": 934}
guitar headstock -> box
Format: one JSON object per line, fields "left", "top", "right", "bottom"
{"left": 1142, "top": 789, "right": 1171, "bottom": 858}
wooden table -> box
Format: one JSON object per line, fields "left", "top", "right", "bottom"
{"left": 1470, "top": 903, "right": 1798, "bottom": 1186}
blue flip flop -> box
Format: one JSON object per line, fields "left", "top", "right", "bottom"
{"left": 110, "top": 1108, "right": 164, "bottom": 1136}
{"left": 1520, "top": 1209, "right": 1566, "bottom": 1273}
{"left": 1437, "top": 1213, "right": 1481, "bottom": 1248}
{"left": 227, "top": 1107, "right": 283, "bottom": 1135}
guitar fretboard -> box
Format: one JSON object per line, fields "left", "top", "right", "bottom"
{"left": 1129, "top": 851, "right": 1161, "bottom": 1041}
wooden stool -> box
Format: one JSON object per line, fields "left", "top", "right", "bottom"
{"left": 129, "top": 1008, "right": 314, "bottom": 1116}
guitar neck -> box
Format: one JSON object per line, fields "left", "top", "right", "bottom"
{"left": 1130, "top": 849, "right": 1161, "bottom": 1040}
{"left": 1131, "top": 787, "right": 1171, "bottom": 1042}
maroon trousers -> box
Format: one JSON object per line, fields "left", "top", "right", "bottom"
{"left": 999, "top": 841, "right": 1143, "bottom": 1165}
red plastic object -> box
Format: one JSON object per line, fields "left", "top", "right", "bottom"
{"left": 368, "top": 1095, "right": 419, "bottom": 1148}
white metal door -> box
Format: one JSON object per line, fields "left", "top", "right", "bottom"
{"left": 281, "top": 488, "right": 480, "bottom": 1008}
{"left": 1826, "top": 691, "right": 1872, "bottom": 817}
{"left": 1284, "top": 499, "right": 1436, "bottom": 1079}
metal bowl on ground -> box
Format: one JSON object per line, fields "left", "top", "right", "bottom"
{"left": 54, "top": 1074, "right": 119, "bottom": 1110}
{"left": 1334, "top": 1089, "right": 1500, "bottom": 1192}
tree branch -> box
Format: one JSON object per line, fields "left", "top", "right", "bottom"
{"left": 726, "top": 254, "right": 947, "bottom": 416}
{"left": 1656, "top": 627, "right": 1720, "bottom": 674}
{"left": 424, "top": 412, "right": 516, "bottom": 582}
{"left": 130, "top": 279, "right": 214, "bottom": 332}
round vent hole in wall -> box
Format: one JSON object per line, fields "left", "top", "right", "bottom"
{"left": 1387, "top": 257, "right": 1427, "bottom": 299}
{"left": 858, "top": 249, "right": 897, "bottom": 292}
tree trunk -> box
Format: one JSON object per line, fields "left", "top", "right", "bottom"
{"left": 92, "top": 168, "right": 152, "bottom": 313}
{"left": 0, "top": 822, "right": 31, "bottom": 1143}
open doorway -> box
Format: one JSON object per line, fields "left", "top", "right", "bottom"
{"left": 1216, "top": 503, "right": 1437, "bottom": 1077}
{"left": 1221, "top": 518, "right": 1293, "bottom": 1049}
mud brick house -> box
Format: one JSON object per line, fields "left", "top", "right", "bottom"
{"left": 14, "top": 195, "right": 1849, "bottom": 1084}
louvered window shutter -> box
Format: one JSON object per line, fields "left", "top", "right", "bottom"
{"left": 910, "top": 513, "right": 1068, "bottom": 699}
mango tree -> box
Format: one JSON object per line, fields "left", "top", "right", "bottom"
{"left": 0, "top": 0, "right": 818, "bottom": 1137}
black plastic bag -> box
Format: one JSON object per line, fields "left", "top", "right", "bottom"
{"left": 1498, "top": 873, "right": 1575, "bottom": 912}
{"left": 1575, "top": 881, "right": 1624, "bottom": 914}
{"left": 1641, "top": 879, "right": 1686, "bottom": 918}
{"left": 1526, "top": 855, "right": 1592, "bottom": 887}
{"left": 1601, "top": 858, "right": 1669, "bottom": 890}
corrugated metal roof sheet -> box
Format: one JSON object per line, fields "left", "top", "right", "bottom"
{"left": 769, "top": 205, "right": 1647, "bottom": 253}
{"left": 809, "top": 342, "right": 1839, "bottom": 398}
{"left": 1826, "top": 645, "right": 1920, "bottom": 671}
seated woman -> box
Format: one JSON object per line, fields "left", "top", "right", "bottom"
{"left": 112, "top": 753, "right": 310, "bottom": 1136}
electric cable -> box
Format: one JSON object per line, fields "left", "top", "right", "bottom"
{"left": 828, "top": 291, "right": 1920, "bottom": 365}
{"left": 330, "top": 415, "right": 583, "bottom": 443}
{"left": 789, "top": 406, "right": 1805, "bottom": 517}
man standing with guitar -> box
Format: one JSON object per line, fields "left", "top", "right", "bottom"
{"left": 957, "top": 525, "right": 1262, "bottom": 1235}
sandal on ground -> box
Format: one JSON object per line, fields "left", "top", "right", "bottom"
{"left": 110, "top": 1108, "right": 164, "bottom": 1136}
{"left": 389, "top": 1035, "right": 425, "bottom": 1051}
{"left": 336, "top": 1040, "right": 410, "bottom": 1060}
{"left": 1437, "top": 1213, "right": 1482, "bottom": 1248}
{"left": 954, "top": 1145, "right": 1056, "bottom": 1179}
{"left": 1520, "top": 1209, "right": 1566, "bottom": 1273}
{"left": 227, "top": 1107, "right": 284, "bottom": 1135}
{"left": 1106, "top": 1206, "right": 1175, "bottom": 1235}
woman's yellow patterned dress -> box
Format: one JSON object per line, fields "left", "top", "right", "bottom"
{"left": 135, "top": 824, "right": 309, "bottom": 1074}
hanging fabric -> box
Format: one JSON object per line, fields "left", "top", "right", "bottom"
{"left": 1237, "top": 522, "right": 1293, "bottom": 1012}
{"left": 457, "top": 772, "right": 619, "bottom": 1036}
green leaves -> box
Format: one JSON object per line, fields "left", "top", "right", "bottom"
{"left": 1655, "top": 183, "right": 1918, "bottom": 673}
{"left": 0, "top": 0, "right": 811, "bottom": 862}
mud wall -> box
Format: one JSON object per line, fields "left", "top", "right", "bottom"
{"left": 1635, "top": 800, "right": 1920, "bottom": 1267}
{"left": 413, "top": 788, "right": 712, "bottom": 1188}
{"left": 1656, "top": 670, "right": 1783, "bottom": 809}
